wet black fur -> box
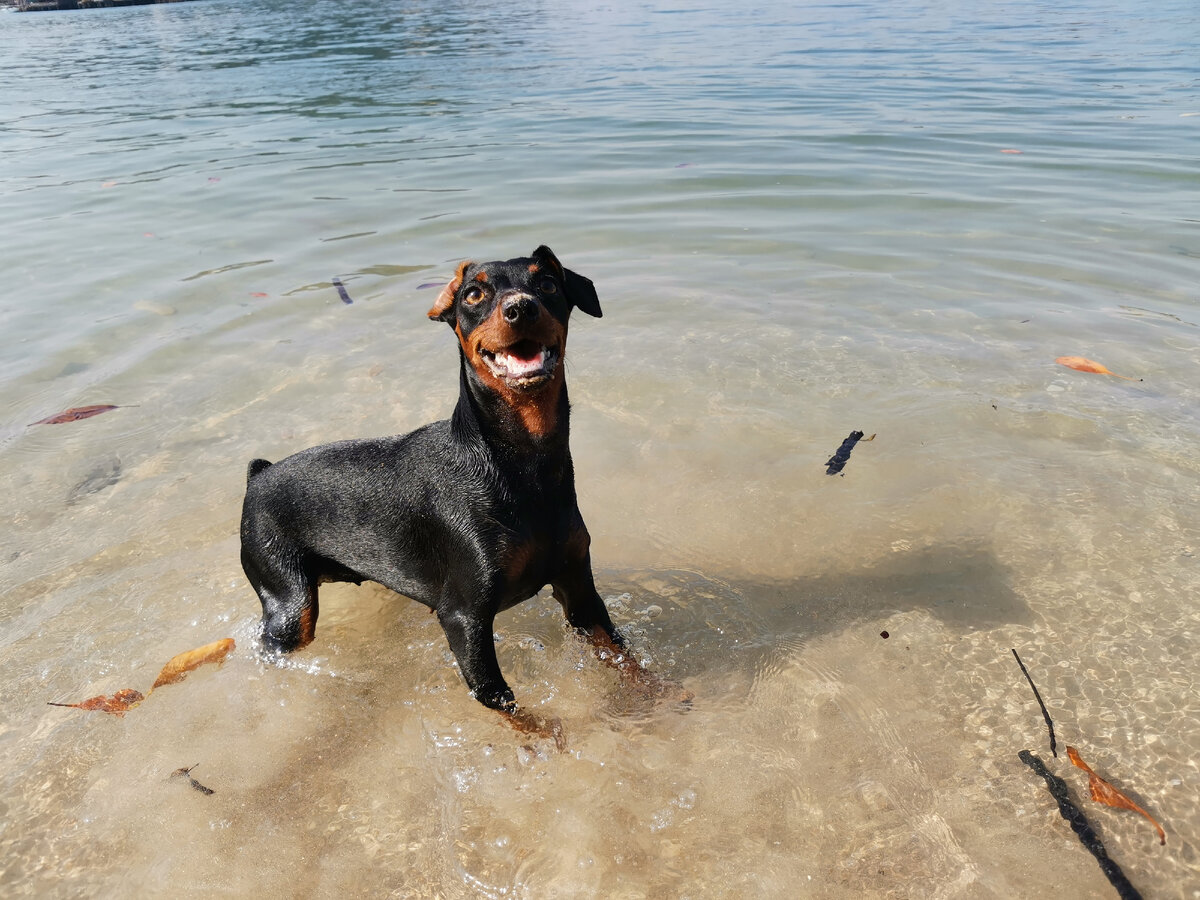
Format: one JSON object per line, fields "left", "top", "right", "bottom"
{"left": 239, "top": 246, "right": 620, "bottom": 711}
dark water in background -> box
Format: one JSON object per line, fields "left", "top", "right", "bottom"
{"left": 2, "top": 1, "right": 1198, "bottom": 896}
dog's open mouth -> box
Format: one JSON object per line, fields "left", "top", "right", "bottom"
{"left": 480, "top": 339, "right": 560, "bottom": 388}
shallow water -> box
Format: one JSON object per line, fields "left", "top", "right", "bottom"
{"left": 2, "top": 0, "right": 1199, "bottom": 896}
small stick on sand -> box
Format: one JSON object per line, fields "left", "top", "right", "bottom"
{"left": 1012, "top": 648, "right": 1057, "bottom": 758}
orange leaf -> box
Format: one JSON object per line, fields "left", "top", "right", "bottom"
{"left": 47, "top": 688, "right": 145, "bottom": 717}
{"left": 1067, "top": 746, "right": 1166, "bottom": 845}
{"left": 48, "top": 637, "right": 235, "bottom": 718}
{"left": 151, "top": 638, "right": 235, "bottom": 691}
{"left": 1055, "top": 356, "right": 1138, "bottom": 381}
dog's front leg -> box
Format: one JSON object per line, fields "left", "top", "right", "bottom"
{"left": 552, "top": 523, "right": 692, "bottom": 705}
{"left": 436, "top": 605, "right": 566, "bottom": 749}
{"left": 576, "top": 620, "right": 694, "bottom": 706}
{"left": 551, "top": 520, "right": 624, "bottom": 644}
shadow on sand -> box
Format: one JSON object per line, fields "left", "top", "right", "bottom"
{"left": 596, "top": 541, "right": 1029, "bottom": 678}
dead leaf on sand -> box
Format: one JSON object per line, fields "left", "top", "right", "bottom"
{"left": 30, "top": 405, "right": 122, "bottom": 425}
{"left": 151, "top": 638, "right": 235, "bottom": 690}
{"left": 48, "top": 638, "right": 235, "bottom": 717}
{"left": 171, "top": 763, "right": 215, "bottom": 795}
{"left": 47, "top": 688, "right": 145, "bottom": 716}
{"left": 1055, "top": 356, "right": 1140, "bottom": 381}
{"left": 1067, "top": 746, "right": 1166, "bottom": 845}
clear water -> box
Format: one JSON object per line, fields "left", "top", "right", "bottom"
{"left": 2, "top": 0, "right": 1198, "bottom": 896}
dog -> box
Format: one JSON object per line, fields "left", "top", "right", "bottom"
{"left": 240, "top": 246, "right": 676, "bottom": 741}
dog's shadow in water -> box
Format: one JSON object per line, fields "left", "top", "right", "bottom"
{"left": 303, "top": 541, "right": 1024, "bottom": 730}
{"left": 595, "top": 541, "right": 1029, "bottom": 681}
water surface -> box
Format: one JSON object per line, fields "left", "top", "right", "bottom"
{"left": 2, "top": 0, "right": 1198, "bottom": 896}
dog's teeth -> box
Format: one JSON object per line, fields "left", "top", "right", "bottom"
{"left": 503, "top": 349, "right": 546, "bottom": 377}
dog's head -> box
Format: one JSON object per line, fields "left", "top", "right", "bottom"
{"left": 427, "top": 245, "right": 601, "bottom": 395}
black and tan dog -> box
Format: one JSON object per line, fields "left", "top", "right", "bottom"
{"left": 240, "top": 246, "right": 674, "bottom": 740}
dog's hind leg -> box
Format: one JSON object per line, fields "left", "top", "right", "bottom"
{"left": 240, "top": 538, "right": 319, "bottom": 653}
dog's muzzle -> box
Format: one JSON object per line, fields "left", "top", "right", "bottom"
{"left": 481, "top": 339, "right": 560, "bottom": 388}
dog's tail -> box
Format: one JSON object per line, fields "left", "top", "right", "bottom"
{"left": 246, "top": 458, "right": 273, "bottom": 483}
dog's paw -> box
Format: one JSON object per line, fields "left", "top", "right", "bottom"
{"left": 503, "top": 709, "right": 567, "bottom": 752}
{"left": 629, "top": 669, "right": 694, "bottom": 706}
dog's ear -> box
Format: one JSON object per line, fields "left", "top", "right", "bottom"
{"left": 531, "top": 245, "right": 602, "bottom": 318}
{"left": 427, "top": 260, "right": 471, "bottom": 324}
{"left": 564, "top": 267, "right": 602, "bottom": 318}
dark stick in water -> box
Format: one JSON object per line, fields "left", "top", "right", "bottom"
{"left": 332, "top": 277, "right": 354, "bottom": 305}
{"left": 1012, "top": 648, "right": 1057, "bottom": 757}
{"left": 1018, "top": 750, "right": 1142, "bottom": 900}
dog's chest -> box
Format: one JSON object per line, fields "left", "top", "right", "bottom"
{"left": 496, "top": 518, "right": 570, "bottom": 601}
{"left": 485, "top": 457, "right": 576, "bottom": 597}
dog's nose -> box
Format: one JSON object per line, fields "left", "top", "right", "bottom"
{"left": 501, "top": 294, "right": 539, "bottom": 325}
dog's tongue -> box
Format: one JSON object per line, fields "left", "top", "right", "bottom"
{"left": 500, "top": 346, "right": 546, "bottom": 377}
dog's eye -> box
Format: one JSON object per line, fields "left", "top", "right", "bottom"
{"left": 538, "top": 277, "right": 558, "bottom": 295}
{"left": 463, "top": 286, "right": 485, "bottom": 304}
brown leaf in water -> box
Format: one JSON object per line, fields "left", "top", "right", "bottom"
{"left": 1067, "top": 746, "right": 1166, "bottom": 845}
{"left": 1055, "top": 356, "right": 1140, "bottom": 381}
{"left": 47, "top": 688, "right": 145, "bottom": 717}
{"left": 30, "top": 405, "right": 121, "bottom": 425}
{"left": 151, "top": 638, "right": 236, "bottom": 690}
{"left": 48, "top": 638, "right": 235, "bottom": 718}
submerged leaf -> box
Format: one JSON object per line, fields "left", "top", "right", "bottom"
{"left": 30, "top": 405, "right": 121, "bottom": 425}
{"left": 826, "top": 430, "right": 874, "bottom": 476}
{"left": 1067, "top": 746, "right": 1166, "bottom": 845}
{"left": 48, "top": 637, "right": 235, "bottom": 718}
{"left": 171, "top": 763, "right": 215, "bottom": 795}
{"left": 332, "top": 277, "right": 354, "bottom": 305}
{"left": 47, "top": 688, "right": 145, "bottom": 717}
{"left": 1055, "top": 356, "right": 1139, "bottom": 381}
{"left": 151, "top": 638, "right": 236, "bottom": 690}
